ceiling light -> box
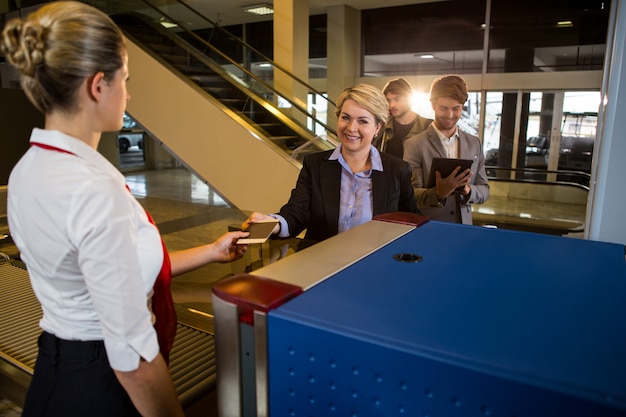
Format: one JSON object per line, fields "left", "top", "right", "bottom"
{"left": 159, "top": 18, "right": 178, "bottom": 29}
{"left": 243, "top": 4, "right": 274, "bottom": 16}
{"left": 556, "top": 20, "right": 573, "bottom": 28}
{"left": 420, "top": 54, "right": 435, "bottom": 59}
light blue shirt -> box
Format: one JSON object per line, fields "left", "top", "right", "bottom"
{"left": 273, "top": 145, "right": 384, "bottom": 237}
{"left": 331, "top": 145, "right": 383, "bottom": 233}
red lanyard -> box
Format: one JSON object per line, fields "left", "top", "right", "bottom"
{"left": 31, "top": 141, "right": 75, "bottom": 155}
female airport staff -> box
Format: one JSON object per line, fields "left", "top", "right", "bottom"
{"left": 1, "top": 2, "right": 247, "bottom": 416}
{"left": 244, "top": 84, "right": 418, "bottom": 243}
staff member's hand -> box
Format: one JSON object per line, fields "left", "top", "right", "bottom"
{"left": 169, "top": 231, "right": 249, "bottom": 276}
{"left": 210, "top": 232, "right": 249, "bottom": 263}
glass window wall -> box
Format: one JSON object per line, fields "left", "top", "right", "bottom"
{"left": 361, "top": 0, "right": 610, "bottom": 77}
{"left": 362, "top": 0, "right": 486, "bottom": 77}
{"left": 488, "top": 0, "right": 609, "bottom": 73}
{"left": 481, "top": 90, "right": 599, "bottom": 186}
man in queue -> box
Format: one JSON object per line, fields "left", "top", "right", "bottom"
{"left": 374, "top": 77, "right": 431, "bottom": 158}
{"left": 403, "top": 75, "right": 489, "bottom": 224}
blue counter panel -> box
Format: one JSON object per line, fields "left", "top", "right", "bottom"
{"left": 267, "top": 221, "right": 626, "bottom": 416}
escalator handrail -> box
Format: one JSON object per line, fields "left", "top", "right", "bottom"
{"left": 121, "top": 0, "right": 336, "bottom": 137}
{"left": 117, "top": 9, "right": 336, "bottom": 141}
{"left": 173, "top": 0, "right": 336, "bottom": 109}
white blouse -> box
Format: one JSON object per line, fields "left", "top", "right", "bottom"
{"left": 8, "top": 129, "right": 162, "bottom": 372}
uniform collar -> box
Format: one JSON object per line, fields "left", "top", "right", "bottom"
{"left": 29, "top": 128, "right": 126, "bottom": 184}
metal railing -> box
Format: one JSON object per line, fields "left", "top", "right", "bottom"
{"left": 485, "top": 166, "right": 591, "bottom": 190}
{"left": 85, "top": 0, "right": 336, "bottom": 152}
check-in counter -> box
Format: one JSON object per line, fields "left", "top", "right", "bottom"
{"left": 213, "top": 215, "right": 626, "bottom": 417}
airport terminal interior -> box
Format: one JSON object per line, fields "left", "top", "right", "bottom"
{"left": 0, "top": 139, "right": 594, "bottom": 417}
{"left": 1, "top": 0, "right": 625, "bottom": 415}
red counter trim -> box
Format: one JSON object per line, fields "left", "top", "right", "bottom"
{"left": 373, "top": 211, "right": 429, "bottom": 227}
{"left": 212, "top": 274, "right": 303, "bottom": 325}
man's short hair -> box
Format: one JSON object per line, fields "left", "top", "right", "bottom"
{"left": 429, "top": 75, "right": 468, "bottom": 104}
{"left": 382, "top": 78, "right": 413, "bottom": 98}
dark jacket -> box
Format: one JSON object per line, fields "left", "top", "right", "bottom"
{"left": 374, "top": 113, "right": 432, "bottom": 155}
{"left": 278, "top": 149, "right": 418, "bottom": 243}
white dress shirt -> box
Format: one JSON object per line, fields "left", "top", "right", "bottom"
{"left": 432, "top": 123, "right": 460, "bottom": 158}
{"left": 8, "top": 129, "right": 162, "bottom": 371}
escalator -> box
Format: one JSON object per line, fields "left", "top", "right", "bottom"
{"left": 113, "top": 11, "right": 317, "bottom": 154}
{"left": 85, "top": 0, "right": 338, "bottom": 213}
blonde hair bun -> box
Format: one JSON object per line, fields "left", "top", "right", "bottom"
{"left": 1, "top": 19, "right": 46, "bottom": 77}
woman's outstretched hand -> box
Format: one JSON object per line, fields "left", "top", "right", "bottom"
{"left": 211, "top": 231, "right": 249, "bottom": 263}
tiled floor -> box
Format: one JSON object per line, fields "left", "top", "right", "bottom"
{"left": 0, "top": 398, "right": 21, "bottom": 417}
{"left": 126, "top": 167, "right": 250, "bottom": 315}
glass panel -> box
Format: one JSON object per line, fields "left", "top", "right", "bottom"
{"left": 482, "top": 91, "right": 538, "bottom": 179}
{"left": 524, "top": 92, "right": 554, "bottom": 171}
{"left": 482, "top": 90, "right": 598, "bottom": 186}
{"left": 362, "top": 0, "right": 486, "bottom": 77}
{"left": 118, "top": 112, "right": 146, "bottom": 170}
{"left": 483, "top": 92, "right": 504, "bottom": 169}
{"left": 485, "top": 91, "right": 560, "bottom": 179}
{"left": 307, "top": 93, "right": 329, "bottom": 136}
{"left": 557, "top": 91, "right": 599, "bottom": 184}
{"left": 81, "top": 0, "right": 337, "bottom": 162}
{"left": 463, "top": 92, "right": 482, "bottom": 137}
{"left": 488, "top": 0, "right": 610, "bottom": 73}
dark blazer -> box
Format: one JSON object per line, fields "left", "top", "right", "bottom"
{"left": 278, "top": 148, "right": 418, "bottom": 243}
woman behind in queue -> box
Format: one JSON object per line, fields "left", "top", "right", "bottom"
{"left": 244, "top": 84, "right": 418, "bottom": 243}
{"left": 1, "top": 2, "right": 248, "bottom": 416}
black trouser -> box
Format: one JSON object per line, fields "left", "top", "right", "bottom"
{"left": 22, "top": 331, "right": 141, "bottom": 417}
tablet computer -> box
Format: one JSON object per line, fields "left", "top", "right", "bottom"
{"left": 427, "top": 157, "right": 473, "bottom": 188}
{"left": 237, "top": 219, "right": 279, "bottom": 244}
